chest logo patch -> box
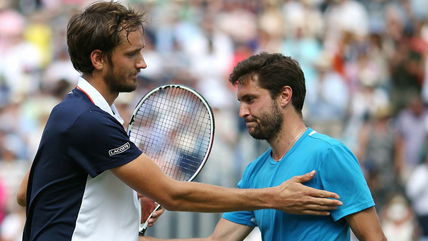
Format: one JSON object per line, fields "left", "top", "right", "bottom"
{"left": 109, "top": 142, "right": 130, "bottom": 156}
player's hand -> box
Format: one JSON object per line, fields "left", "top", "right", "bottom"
{"left": 138, "top": 193, "right": 165, "bottom": 226}
{"left": 276, "top": 170, "right": 342, "bottom": 215}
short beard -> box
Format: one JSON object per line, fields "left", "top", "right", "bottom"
{"left": 105, "top": 66, "right": 136, "bottom": 93}
{"left": 249, "top": 103, "right": 283, "bottom": 141}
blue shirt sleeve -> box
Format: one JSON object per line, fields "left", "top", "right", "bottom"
{"left": 320, "top": 143, "right": 375, "bottom": 221}
{"left": 66, "top": 109, "right": 142, "bottom": 177}
{"left": 223, "top": 165, "right": 256, "bottom": 227}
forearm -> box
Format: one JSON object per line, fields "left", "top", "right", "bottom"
{"left": 162, "top": 180, "right": 276, "bottom": 212}
{"left": 114, "top": 154, "right": 277, "bottom": 212}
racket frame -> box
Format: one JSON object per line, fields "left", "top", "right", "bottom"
{"left": 127, "top": 84, "right": 215, "bottom": 236}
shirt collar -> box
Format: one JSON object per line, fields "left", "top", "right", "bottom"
{"left": 77, "top": 77, "right": 124, "bottom": 125}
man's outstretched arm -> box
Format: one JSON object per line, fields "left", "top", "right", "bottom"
{"left": 113, "top": 153, "right": 342, "bottom": 214}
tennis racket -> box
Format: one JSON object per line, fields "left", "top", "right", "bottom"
{"left": 127, "top": 84, "right": 215, "bottom": 236}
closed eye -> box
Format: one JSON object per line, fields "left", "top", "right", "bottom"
{"left": 238, "top": 95, "right": 256, "bottom": 104}
{"left": 126, "top": 51, "right": 138, "bottom": 57}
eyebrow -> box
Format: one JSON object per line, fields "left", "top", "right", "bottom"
{"left": 125, "top": 47, "right": 143, "bottom": 55}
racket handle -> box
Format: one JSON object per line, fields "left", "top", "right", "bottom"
{"left": 139, "top": 204, "right": 161, "bottom": 236}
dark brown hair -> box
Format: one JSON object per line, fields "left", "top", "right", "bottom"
{"left": 67, "top": 1, "right": 144, "bottom": 74}
{"left": 229, "top": 52, "right": 306, "bottom": 113}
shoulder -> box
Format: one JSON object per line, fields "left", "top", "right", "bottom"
{"left": 303, "top": 129, "right": 358, "bottom": 167}
{"left": 68, "top": 109, "right": 123, "bottom": 144}
{"left": 50, "top": 89, "right": 99, "bottom": 122}
{"left": 306, "top": 130, "right": 341, "bottom": 145}
{"left": 304, "top": 130, "right": 346, "bottom": 153}
{"left": 50, "top": 91, "right": 122, "bottom": 138}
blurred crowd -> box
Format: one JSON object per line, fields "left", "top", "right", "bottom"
{"left": 0, "top": 0, "right": 428, "bottom": 240}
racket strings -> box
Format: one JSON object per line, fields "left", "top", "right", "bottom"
{"left": 129, "top": 87, "right": 213, "bottom": 181}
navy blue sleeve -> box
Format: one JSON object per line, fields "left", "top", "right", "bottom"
{"left": 66, "top": 109, "right": 142, "bottom": 177}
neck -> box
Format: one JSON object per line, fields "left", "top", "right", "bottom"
{"left": 269, "top": 114, "right": 306, "bottom": 161}
{"left": 82, "top": 74, "right": 118, "bottom": 105}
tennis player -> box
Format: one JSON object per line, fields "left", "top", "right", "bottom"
{"left": 143, "top": 53, "right": 386, "bottom": 241}
{"left": 19, "top": 3, "right": 343, "bottom": 241}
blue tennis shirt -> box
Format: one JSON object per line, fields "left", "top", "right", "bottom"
{"left": 23, "top": 78, "right": 143, "bottom": 241}
{"left": 223, "top": 128, "right": 374, "bottom": 241}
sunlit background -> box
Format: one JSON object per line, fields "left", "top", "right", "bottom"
{"left": 0, "top": 0, "right": 428, "bottom": 240}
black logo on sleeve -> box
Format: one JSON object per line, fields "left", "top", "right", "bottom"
{"left": 109, "top": 142, "right": 131, "bottom": 156}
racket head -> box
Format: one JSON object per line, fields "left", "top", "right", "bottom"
{"left": 128, "top": 84, "right": 215, "bottom": 182}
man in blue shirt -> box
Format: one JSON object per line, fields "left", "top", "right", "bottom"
{"left": 143, "top": 53, "right": 386, "bottom": 241}
{"left": 18, "top": 3, "right": 343, "bottom": 241}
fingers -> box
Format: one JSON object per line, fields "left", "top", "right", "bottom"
{"left": 146, "top": 207, "right": 164, "bottom": 227}
{"left": 285, "top": 197, "right": 342, "bottom": 216}
{"left": 308, "top": 187, "right": 341, "bottom": 200}
{"left": 299, "top": 210, "right": 331, "bottom": 216}
{"left": 279, "top": 173, "right": 344, "bottom": 215}
{"left": 293, "top": 195, "right": 343, "bottom": 215}
{"left": 298, "top": 195, "right": 342, "bottom": 210}
{"left": 295, "top": 182, "right": 340, "bottom": 199}
{"left": 304, "top": 203, "right": 341, "bottom": 211}
{"left": 318, "top": 198, "right": 342, "bottom": 207}
{"left": 293, "top": 170, "right": 316, "bottom": 183}
{"left": 153, "top": 207, "right": 164, "bottom": 217}
{"left": 304, "top": 187, "right": 342, "bottom": 206}
{"left": 297, "top": 200, "right": 343, "bottom": 216}
{"left": 290, "top": 173, "right": 341, "bottom": 199}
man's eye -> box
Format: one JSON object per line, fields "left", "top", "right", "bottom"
{"left": 246, "top": 97, "right": 255, "bottom": 103}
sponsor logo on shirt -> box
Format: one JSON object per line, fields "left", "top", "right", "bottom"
{"left": 109, "top": 142, "right": 130, "bottom": 156}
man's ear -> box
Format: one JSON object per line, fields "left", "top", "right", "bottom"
{"left": 279, "top": 86, "right": 292, "bottom": 108}
{"left": 90, "top": 49, "right": 104, "bottom": 70}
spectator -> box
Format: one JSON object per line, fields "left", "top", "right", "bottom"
{"left": 406, "top": 147, "right": 428, "bottom": 241}
{"left": 356, "top": 105, "right": 401, "bottom": 211}
{"left": 305, "top": 53, "right": 349, "bottom": 138}
{"left": 395, "top": 95, "right": 428, "bottom": 181}
{"left": 0, "top": 9, "right": 43, "bottom": 101}
{"left": 381, "top": 194, "right": 418, "bottom": 241}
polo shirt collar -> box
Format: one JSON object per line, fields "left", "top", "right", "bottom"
{"left": 77, "top": 77, "right": 124, "bottom": 125}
